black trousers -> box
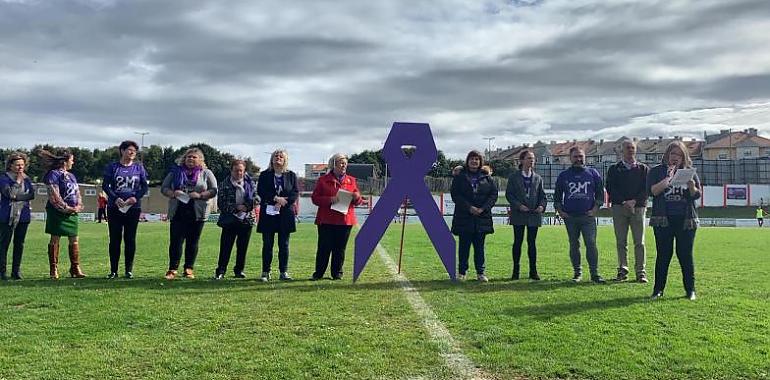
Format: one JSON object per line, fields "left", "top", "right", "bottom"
{"left": 261, "top": 230, "right": 290, "bottom": 273}
{"left": 107, "top": 207, "right": 140, "bottom": 273}
{"left": 458, "top": 232, "right": 486, "bottom": 275}
{"left": 217, "top": 223, "right": 252, "bottom": 275}
{"left": 97, "top": 207, "right": 107, "bottom": 223}
{"left": 313, "top": 224, "right": 352, "bottom": 279}
{"left": 512, "top": 225, "right": 539, "bottom": 275}
{"left": 653, "top": 216, "right": 696, "bottom": 294}
{"left": 0, "top": 222, "right": 29, "bottom": 274}
{"left": 168, "top": 218, "right": 205, "bottom": 270}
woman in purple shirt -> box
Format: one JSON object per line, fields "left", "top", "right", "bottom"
{"left": 102, "top": 140, "right": 149, "bottom": 279}
{"left": 39, "top": 149, "right": 86, "bottom": 279}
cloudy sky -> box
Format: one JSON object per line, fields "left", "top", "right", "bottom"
{"left": 2, "top": 0, "right": 770, "bottom": 172}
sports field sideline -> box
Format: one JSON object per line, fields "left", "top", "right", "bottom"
{"left": 0, "top": 222, "right": 768, "bottom": 379}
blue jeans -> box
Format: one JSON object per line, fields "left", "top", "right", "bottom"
{"left": 564, "top": 215, "right": 599, "bottom": 276}
{"left": 458, "top": 232, "right": 486, "bottom": 275}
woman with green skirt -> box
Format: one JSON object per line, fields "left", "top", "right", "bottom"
{"left": 40, "top": 150, "right": 86, "bottom": 279}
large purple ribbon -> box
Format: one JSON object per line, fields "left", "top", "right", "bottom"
{"left": 354, "top": 122, "right": 456, "bottom": 281}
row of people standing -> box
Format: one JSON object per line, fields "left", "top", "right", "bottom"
{"left": 0, "top": 139, "right": 701, "bottom": 301}
{"left": 449, "top": 140, "right": 700, "bottom": 300}
{"left": 148, "top": 152, "right": 364, "bottom": 282}
{"left": 0, "top": 143, "right": 363, "bottom": 283}
{"left": 171, "top": 149, "right": 364, "bottom": 281}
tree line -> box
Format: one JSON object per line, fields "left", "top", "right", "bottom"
{"left": 0, "top": 144, "right": 517, "bottom": 184}
{"left": 348, "top": 149, "right": 517, "bottom": 178}
{"left": 0, "top": 143, "right": 259, "bottom": 185}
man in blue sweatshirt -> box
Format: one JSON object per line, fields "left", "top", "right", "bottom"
{"left": 554, "top": 147, "right": 606, "bottom": 283}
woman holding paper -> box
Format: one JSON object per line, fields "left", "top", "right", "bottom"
{"left": 310, "top": 153, "right": 365, "bottom": 280}
{"left": 256, "top": 149, "right": 299, "bottom": 281}
{"left": 214, "top": 160, "right": 255, "bottom": 280}
{"left": 39, "top": 149, "right": 86, "bottom": 279}
{"left": 102, "top": 140, "right": 148, "bottom": 279}
{"left": 161, "top": 147, "right": 218, "bottom": 280}
{"left": 0, "top": 152, "right": 35, "bottom": 280}
{"left": 648, "top": 140, "right": 701, "bottom": 300}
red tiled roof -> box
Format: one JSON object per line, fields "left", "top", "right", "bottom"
{"left": 309, "top": 164, "right": 328, "bottom": 171}
{"left": 705, "top": 132, "right": 770, "bottom": 149}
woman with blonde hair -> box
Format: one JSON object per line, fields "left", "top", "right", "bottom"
{"left": 647, "top": 140, "right": 701, "bottom": 300}
{"left": 161, "top": 147, "right": 218, "bottom": 280}
{"left": 0, "top": 152, "right": 35, "bottom": 280}
{"left": 39, "top": 149, "right": 86, "bottom": 279}
{"left": 257, "top": 149, "right": 298, "bottom": 281}
{"left": 310, "top": 153, "right": 366, "bottom": 280}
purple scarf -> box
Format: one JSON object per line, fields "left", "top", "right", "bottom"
{"left": 243, "top": 174, "right": 254, "bottom": 205}
{"left": 172, "top": 165, "right": 203, "bottom": 190}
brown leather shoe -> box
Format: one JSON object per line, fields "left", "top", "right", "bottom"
{"left": 48, "top": 242, "right": 60, "bottom": 280}
{"left": 68, "top": 242, "right": 86, "bottom": 278}
{"left": 183, "top": 268, "right": 195, "bottom": 279}
{"left": 164, "top": 270, "right": 177, "bottom": 280}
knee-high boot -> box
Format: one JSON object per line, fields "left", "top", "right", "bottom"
{"left": 48, "top": 242, "right": 60, "bottom": 279}
{"left": 68, "top": 242, "right": 86, "bottom": 278}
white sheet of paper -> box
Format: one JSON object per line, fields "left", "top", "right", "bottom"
{"left": 266, "top": 205, "right": 281, "bottom": 216}
{"left": 118, "top": 204, "right": 132, "bottom": 214}
{"left": 235, "top": 211, "right": 247, "bottom": 220}
{"left": 331, "top": 189, "right": 354, "bottom": 215}
{"left": 176, "top": 193, "right": 190, "bottom": 204}
{"left": 670, "top": 168, "right": 696, "bottom": 187}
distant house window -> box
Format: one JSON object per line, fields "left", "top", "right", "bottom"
{"left": 743, "top": 150, "right": 753, "bottom": 157}
{"left": 84, "top": 189, "right": 97, "bottom": 196}
{"left": 718, "top": 153, "right": 728, "bottom": 160}
{"left": 37, "top": 187, "right": 48, "bottom": 195}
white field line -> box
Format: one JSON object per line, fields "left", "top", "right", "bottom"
{"left": 375, "top": 243, "right": 491, "bottom": 380}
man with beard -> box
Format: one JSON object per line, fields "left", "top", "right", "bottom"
{"left": 554, "top": 146, "right": 606, "bottom": 284}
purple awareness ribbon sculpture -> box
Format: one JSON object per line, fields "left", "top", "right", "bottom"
{"left": 354, "top": 122, "right": 457, "bottom": 281}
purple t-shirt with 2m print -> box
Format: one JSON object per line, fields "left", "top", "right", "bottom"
{"left": 103, "top": 162, "right": 148, "bottom": 209}
{"left": 44, "top": 169, "right": 79, "bottom": 207}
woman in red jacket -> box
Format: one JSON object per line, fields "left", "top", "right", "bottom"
{"left": 310, "top": 153, "right": 367, "bottom": 280}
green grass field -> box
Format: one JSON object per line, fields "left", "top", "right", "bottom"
{"left": 1, "top": 222, "right": 768, "bottom": 379}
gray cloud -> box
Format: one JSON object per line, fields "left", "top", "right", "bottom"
{"left": 1, "top": 0, "right": 770, "bottom": 170}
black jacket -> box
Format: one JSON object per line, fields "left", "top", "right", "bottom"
{"left": 256, "top": 169, "right": 299, "bottom": 234}
{"left": 450, "top": 169, "right": 497, "bottom": 235}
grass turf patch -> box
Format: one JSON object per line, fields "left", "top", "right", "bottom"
{"left": 1, "top": 222, "right": 769, "bottom": 379}
{"left": 379, "top": 224, "right": 770, "bottom": 380}
{"left": 0, "top": 222, "right": 450, "bottom": 380}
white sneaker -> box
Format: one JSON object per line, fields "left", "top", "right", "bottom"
{"left": 279, "top": 272, "right": 293, "bottom": 281}
{"left": 260, "top": 272, "right": 270, "bottom": 282}
{"left": 457, "top": 274, "right": 466, "bottom": 281}
{"left": 478, "top": 274, "right": 489, "bottom": 282}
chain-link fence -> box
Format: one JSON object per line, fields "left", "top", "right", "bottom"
{"left": 298, "top": 159, "right": 770, "bottom": 194}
